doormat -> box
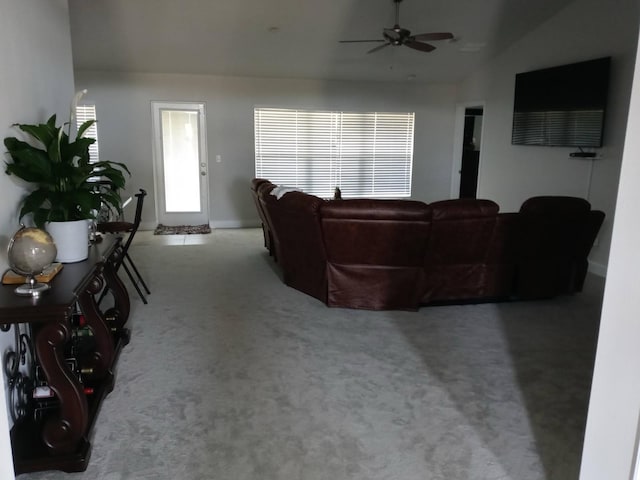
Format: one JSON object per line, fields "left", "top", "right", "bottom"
{"left": 153, "top": 224, "right": 211, "bottom": 235}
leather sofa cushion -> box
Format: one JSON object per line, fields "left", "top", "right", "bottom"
{"left": 251, "top": 178, "right": 270, "bottom": 191}
{"left": 516, "top": 196, "right": 593, "bottom": 298}
{"left": 257, "top": 180, "right": 276, "bottom": 197}
{"left": 519, "top": 196, "right": 590, "bottom": 215}
{"left": 422, "top": 199, "right": 501, "bottom": 302}
{"left": 320, "top": 198, "right": 431, "bottom": 309}
{"left": 425, "top": 199, "right": 499, "bottom": 265}
{"left": 321, "top": 199, "right": 431, "bottom": 221}
{"left": 261, "top": 189, "right": 327, "bottom": 301}
{"left": 320, "top": 199, "right": 431, "bottom": 266}
{"left": 268, "top": 190, "right": 324, "bottom": 214}
{"left": 430, "top": 198, "right": 499, "bottom": 220}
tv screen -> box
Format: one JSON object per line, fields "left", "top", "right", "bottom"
{"left": 511, "top": 57, "right": 611, "bottom": 147}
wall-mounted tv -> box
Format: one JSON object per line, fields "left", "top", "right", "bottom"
{"left": 511, "top": 57, "right": 611, "bottom": 148}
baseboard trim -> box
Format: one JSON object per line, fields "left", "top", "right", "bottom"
{"left": 588, "top": 260, "right": 607, "bottom": 278}
{"left": 210, "top": 220, "right": 260, "bottom": 229}
{"left": 139, "top": 220, "right": 261, "bottom": 231}
{"left": 139, "top": 221, "right": 156, "bottom": 231}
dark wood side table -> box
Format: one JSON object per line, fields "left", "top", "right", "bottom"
{"left": 0, "top": 236, "right": 131, "bottom": 474}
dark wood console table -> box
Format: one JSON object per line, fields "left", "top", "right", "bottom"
{"left": 0, "top": 237, "right": 131, "bottom": 474}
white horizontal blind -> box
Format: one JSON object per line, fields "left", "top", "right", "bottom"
{"left": 255, "top": 107, "right": 414, "bottom": 198}
{"left": 75, "top": 104, "right": 100, "bottom": 163}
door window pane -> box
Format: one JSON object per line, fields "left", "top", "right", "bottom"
{"left": 161, "top": 110, "right": 201, "bottom": 212}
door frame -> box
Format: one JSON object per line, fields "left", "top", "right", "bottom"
{"left": 151, "top": 101, "right": 210, "bottom": 226}
{"left": 450, "top": 101, "right": 486, "bottom": 198}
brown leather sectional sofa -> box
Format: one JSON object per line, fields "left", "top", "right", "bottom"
{"left": 251, "top": 178, "right": 604, "bottom": 310}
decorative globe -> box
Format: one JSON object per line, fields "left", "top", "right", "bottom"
{"left": 7, "top": 227, "right": 57, "bottom": 293}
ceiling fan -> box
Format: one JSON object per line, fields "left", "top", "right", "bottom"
{"left": 339, "top": 0, "right": 454, "bottom": 54}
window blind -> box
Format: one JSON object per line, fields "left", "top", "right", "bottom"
{"left": 75, "top": 104, "right": 100, "bottom": 163}
{"left": 254, "top": 108, "right": 414, "bottom": 198}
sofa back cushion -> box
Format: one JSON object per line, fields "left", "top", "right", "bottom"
{"left": 320, "top": 199, "right": 432, "bottom": 310}
{"left": 320, "top": 199, "right": 432, "bottom": 265}
{"left": 422, "top": 199, "right": 500, "bottom": 302}
{"left": 519, "top": 195, "right": 590, "bottom": 215}
{"left": 251, "top": 178, "right": 271, "bottom": 192}
{"left": 260, "top": 189, "right": 327, "bottom": 302}
{"left": 515, "top": 195, "right": 595, "bottom": 297}
{"left": 251, "top": 179, "right": 274, "bottom": 253}
{"left": 425, "top": 199, "right": 499, "bottom": 265}
{"left": 430, "top": 198, "right": 499, "bottom": 221}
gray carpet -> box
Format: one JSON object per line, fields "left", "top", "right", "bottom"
{"left": 19, "top": 228, "right": 603, "bottom": 480}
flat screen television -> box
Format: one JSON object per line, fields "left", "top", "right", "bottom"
{"left": 511, "top": 57, "right": 611, "bottom": 148}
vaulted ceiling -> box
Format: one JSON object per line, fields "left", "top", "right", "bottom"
{"left": 68, "top": 0, "right": 577, "bottom": 83}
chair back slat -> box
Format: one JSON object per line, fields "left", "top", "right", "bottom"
{"left": 131, "top": 189, "right": 146, "bottom": 229}
{"left": 121, "top": 189, "right": 146, "bottom": 252}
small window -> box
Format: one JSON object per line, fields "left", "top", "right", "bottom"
{"left": 254, "top": 107, "right": 415, "bottom": 198}
{"left": 75, "top": 104, "right": 100, "bottom": 163}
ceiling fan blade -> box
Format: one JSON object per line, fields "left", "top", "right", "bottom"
{"left": 405, "top": 39, "right": 436, "bottom": 52}
{"left": 339, "top": 39, "right": 386, "bottom": 43}
{"left": 367, "top": 42, "right": 391, "bottom": 54}
{"left": 413, "top": 32, "right": 454, "bottom": 42}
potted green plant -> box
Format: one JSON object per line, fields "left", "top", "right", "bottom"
{"left": 4, "top": 113, "right": 130, "bottom": 262}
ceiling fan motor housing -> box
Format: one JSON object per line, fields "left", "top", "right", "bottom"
{"left": 384, "top": 26, "right": 410, "bottom": 45}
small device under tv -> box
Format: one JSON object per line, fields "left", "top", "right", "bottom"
{"left": 511, "top": 56, "right": 611, "bottom": 148}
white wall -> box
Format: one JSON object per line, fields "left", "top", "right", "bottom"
{"left": 456, "top": 0, "right": 639, "bottom": 274}
{"left": 580, "top": 23, "right": 640, "bottom": 480}
{"left": 73, "top": 72, "right": 458, "bottom": 229}
{"left": 0, "top": 1, "right": 76, "bottom": 477}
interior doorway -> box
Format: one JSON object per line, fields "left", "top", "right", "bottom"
{"left": 459, "top": 107, "right": 483, "bottom": 198}
{"left": 151, "top": 102, "right": 209, "bottom": 226}
{"left": 451, "top": 103, "right": 484, "bottom": 199}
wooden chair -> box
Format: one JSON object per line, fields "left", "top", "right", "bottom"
{"left": 97, "top": 189, "right": 151, "bottom": 304}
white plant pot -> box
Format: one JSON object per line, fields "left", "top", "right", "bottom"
{"left": 46, "top": 220, "right": 90, "bottom": 263}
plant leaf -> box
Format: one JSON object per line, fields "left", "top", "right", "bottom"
{"left": 63, "top": 136, "right": 94, "bottom": 166}
{"left": 76, "top": 119, "right": 95, "bottom": 139}
{"left": 5, "top": 138, "right": 53, "bottom": 178}
{"left": 19, "top": 189, "right": 52, "bottom": 225}
{"left": 46, "top": 126, "right": 66, "bottom": 164}
{"left": 17, "top": 117, "right": 56, "bottom": 148}
{"left": 33, "top": 208, "right": 51, "bottom": 229}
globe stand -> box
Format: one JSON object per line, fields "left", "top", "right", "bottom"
{"left": 15, "top": 275, "right": 50, "bottom": 297}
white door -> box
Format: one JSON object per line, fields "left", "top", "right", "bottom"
{"left": 152, "top": 102, "right": 209, "bottom": 226}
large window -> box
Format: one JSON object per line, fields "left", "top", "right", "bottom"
{"left": 254, "top": 107, "right": 415, "bottom": 198}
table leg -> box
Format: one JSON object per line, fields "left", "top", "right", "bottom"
{"left": 76, "top": 270, "right": 114, "bottom": 379}
{"left": 102, "top": 256, "right": 131, "bottom": 335}
{"left": 34, "top": 319, "right": 88, "bottom": 454}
